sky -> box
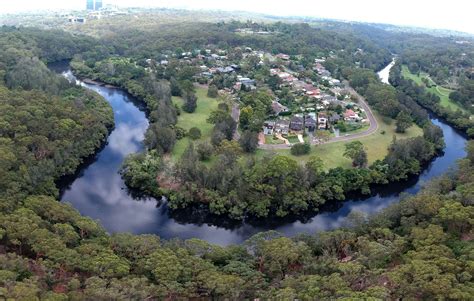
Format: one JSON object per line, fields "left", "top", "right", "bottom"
{"left": 1, "top": 0, "right": 473, "bottom": 34}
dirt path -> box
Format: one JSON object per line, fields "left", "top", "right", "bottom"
{"left": 231, "top": 103, "right": 241, "bottom": 140}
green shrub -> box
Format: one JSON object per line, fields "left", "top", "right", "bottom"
{"left": 188, "top": 127, "right": 202, "bottom": 140}
{"left": 290, "top": 143, "right": 311, "bottom": 156}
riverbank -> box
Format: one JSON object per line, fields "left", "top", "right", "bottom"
{"left": 51, "top": 61, "right": 466, "bottom": 245}
{"left": 401, "top": 65, "right": 466, "bottom": 113}
{"left": 390, "top": 63, "right": 474, "bottom": 138}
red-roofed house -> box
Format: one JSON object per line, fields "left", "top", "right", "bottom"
{"left": 344, "top": 109, "right": 359, "bottom": 122}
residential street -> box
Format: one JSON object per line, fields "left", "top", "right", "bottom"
{"left": 325, "top": 81, "right": 378, "bottom": 144}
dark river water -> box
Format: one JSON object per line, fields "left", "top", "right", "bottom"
{"left": 51, "top": 62, "right": 467, "bottom": 245}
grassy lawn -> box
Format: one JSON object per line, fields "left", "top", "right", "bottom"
{"left": 401, "top": 65, "right": 466, "bottom": 113}
{"left": 265, "top": 135, "right": 284, "bottom": 144}
{"left": 257, "top": 111, "right": 423, "bottom": 170}
{"left": 170, "top": 86, "right": 423, "bottom": 171}
{"left": 287, "top": 136, "right": 301, "bottom": 144}
{"left": 171, "top": 87, "right": 219, "bottom": 160}
{"left": 338, "top": 123, "right": 370, "bottom": 135}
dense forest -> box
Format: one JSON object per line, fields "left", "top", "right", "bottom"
{"left": 1, "top": 144, "right": 473, "bottom": 299}
{"left": 0, "top": 13, "right": 473, "bottom": 299}
{"left": 0, "top": 26, "right": 113, "bottom": 201}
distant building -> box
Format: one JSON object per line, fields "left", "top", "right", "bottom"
{"left": 87, "top": 0, "right": 102, "bottom": 10}
{"left": 68, "top": 16, "right": 87, "bottom": 23}
{"left": 276, "top": 53, "right": 290, "bottom": 60}
{"left": 96, "top": 0, "right": 103, "bottom": 10}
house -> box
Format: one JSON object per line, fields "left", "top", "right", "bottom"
{"left": 276, "top": 53, "right": 290, "bottom": 60}
{"left": 306, "top": 87, "right": 320, "bottom": 97}
{"left": 239, "top": 78, "right": 256, "bottom": 85}
{"left": 242, "top": 82, "right": 256, "bottom": 91}
{"left": 270, "top": 68, "right": 279, "bottom": 75}
{"left": 201, "top": 72, "right": 213, "bottom": 78}
{"left": 305, "top": 116, "right": 317, "bottom": 132}
{"left": 271, "top": 101, "right": 289, "bottom": 115}
{"left": 329, "top": 113, "right": 341, "bottom": 124}
{"left": 216, "top": 66, "right": 234, "bottom": 74}
{"left": 322, "top": 94, "right": 338, "bottom": 103}
{"left": 240, "top": 78, "right": 256, "bottom": 91}
{"left": 290, "top": 116, "right": 304, "bottom": 132}
{"left": 317, "top": 113, "right": 328, "bottom": 129}
{"left": 233, "top": 82, "right": 242, "bottom": 91}
{"left": 263, "top": 121, "right": 275, "bottom": 135}
{"left": 68, "top": 16, "right": 87, "bottom": 23}
{"left": 277, "top": 72, "right": 292, "bottom": 80}
{"left": 344, "top": 109, "right": 359, "bottom": 122}
{"left": 274, "top": 120, "right": 290, "bottom": 135}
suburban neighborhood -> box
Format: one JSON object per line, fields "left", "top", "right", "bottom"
{"left": 144, "top": 44, "right": 374, "bottom": 150}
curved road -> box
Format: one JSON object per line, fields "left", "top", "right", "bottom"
{"left": 326, "top": 81, "right": 378, "bottom": 143}
{"left": 259, "top": 81, "right": 378, "bottom": 150}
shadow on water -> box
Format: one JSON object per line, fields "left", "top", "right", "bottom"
{"left": 164, "top": 158, "right": 431, "bottom": 232}
{"left": 55, "top": 139, "right": 109, "bottom": 198}
{"left": 48, "top": 60, "right": 467, "bottom": 245}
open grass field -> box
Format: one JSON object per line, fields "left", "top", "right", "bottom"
{"left": 257, "top": 111, "right": 423, "bottom": 170}
{"left": 401, "top": 65, "right": 466, "bottom": 113}
{"left": 171, "top": 87, "right": 219, "bottom": 160}
{"left": 170, "top": 87, "right": 422, "bottom": 170}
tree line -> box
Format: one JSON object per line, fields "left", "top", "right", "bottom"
{"left": 390, "top": 63, "right": 474, "bottom": 138}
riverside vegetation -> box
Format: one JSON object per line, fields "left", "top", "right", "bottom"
{"left": 0, "top": 12, "right": 473, "bottom": 299}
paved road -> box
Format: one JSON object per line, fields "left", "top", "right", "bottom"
{"left": 325, "top": 81, "right": 378, "bottom": 144}
{"left": 258, "top": 81, "right": 379, "bottom": 149}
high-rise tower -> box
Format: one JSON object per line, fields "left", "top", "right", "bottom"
{"left": 86, "top": 0, "right": 103, "bottom": 10}
{"left": 86, "top": 0, "right": 94, "bottom": 10}
{"left": 95, "top": 0, "right": 103, "bottom": 10}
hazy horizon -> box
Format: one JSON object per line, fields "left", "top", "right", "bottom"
{"left": 1, "top": 0, "right": 473, "bottom": 35}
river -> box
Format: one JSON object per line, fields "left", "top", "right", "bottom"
{"left": 51, "top": 61, "right": 467, "bottom": 246}
{"left": 378, "top": 58, "right": 396, "bottom": 84}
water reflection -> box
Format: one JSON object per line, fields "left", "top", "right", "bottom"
{"left": 53, "top": 62, "right": 467, "bottom": 246}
